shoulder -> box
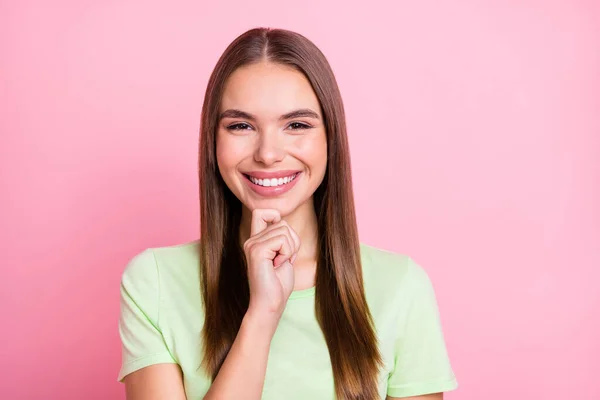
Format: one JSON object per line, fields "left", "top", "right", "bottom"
{"left": 359, "top": 243, "right": 435, "bottom": 303}
{"left": 360, "top": 242, "right": 426, "bottom": 284}
{"left": 149, "top": 239, "right": 201, "bottom": 276}
{"left": 360, "top": 243, "right": 411, "bottom": 271}
{"left": 121, "top": 239, "right": 202, "bottom": 296}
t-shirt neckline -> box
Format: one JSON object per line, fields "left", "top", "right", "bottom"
{"left": 288, "top": 285, "right": 316, "bottom": 299}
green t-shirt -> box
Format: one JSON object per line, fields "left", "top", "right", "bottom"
{"left": 117, "top": 239, "right": 458, "bottom": 399}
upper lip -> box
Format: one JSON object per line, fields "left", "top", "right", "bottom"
{"left": 243, "top": 170, "right": 301, "bottom": 179}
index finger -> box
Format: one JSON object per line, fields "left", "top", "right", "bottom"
{"left": 250, "top": 208, "right": 281, "bottom": 236}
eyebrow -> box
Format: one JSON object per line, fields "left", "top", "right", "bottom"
{"left": 218, "top": 108, "right": 320, "bottom": 121}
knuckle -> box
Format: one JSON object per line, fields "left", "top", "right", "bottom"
{"left": 275, "top": 221, "right": 286, "bottom": 228}
{"left": 249, "top": 244, "right": 261, "bottom": 259}
{"left": 275, "top": 234, "right": 287, "bottom": 245}
{"left": 279, "top": 235, "right": 292, "bottom": 253}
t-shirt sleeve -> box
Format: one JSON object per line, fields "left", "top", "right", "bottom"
{"left": 117, "top": 248, "right": 177, "bottom": 382}
{"left": 386, "top": 257, "right": 458, "bottom": 398}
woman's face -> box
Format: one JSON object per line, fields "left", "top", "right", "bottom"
{"left": 216, "top": 61, "right": 327, "bottom": 217}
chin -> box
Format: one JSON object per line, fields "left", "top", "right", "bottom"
{"left": 245, "top": 199, "right": 297, "bottom": 217}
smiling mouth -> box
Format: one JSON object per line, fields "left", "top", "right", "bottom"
{"left": 243, "top": 172, "right": 300, "bottom": 187}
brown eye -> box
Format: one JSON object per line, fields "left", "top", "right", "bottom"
{"left": 227, "top": 123, "right": 253, "bottom": 131}
{"left": 288, "top": 122, "right": 311, "bottom": 130}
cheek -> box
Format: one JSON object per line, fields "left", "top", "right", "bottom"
{"left": 216, "top": 132, "right": 246, "bottom": 172}
{"left": 291, "top": 133, "right": 327, "bottom": 170}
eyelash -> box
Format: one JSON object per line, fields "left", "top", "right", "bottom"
{"left": 226, "top": 122, "right": 312, "bottom": 131}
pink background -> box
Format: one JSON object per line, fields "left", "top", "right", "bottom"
{"left": 1, "top": 1, "right": 598, "bottom": 399}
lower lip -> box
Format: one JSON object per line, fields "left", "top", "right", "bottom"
{"left": 243, "top": 173, "right": 301, "bottom": 197}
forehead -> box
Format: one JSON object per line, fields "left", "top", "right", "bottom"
{"left": 220, "top": 62, "right": 321, "bottom": 117}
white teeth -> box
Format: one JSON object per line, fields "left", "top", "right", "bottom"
{"left": 249, "top": 173, "right": 297, "bottom": 187}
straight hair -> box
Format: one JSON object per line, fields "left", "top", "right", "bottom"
{"left": 198, "top": 27, "right": 384, "bottom": 399}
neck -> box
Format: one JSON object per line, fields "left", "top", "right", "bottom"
{"left": 238, "top": 199, "right": 319, "bottom": 264}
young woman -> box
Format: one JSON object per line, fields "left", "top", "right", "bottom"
{"left": 117, "top": 27, "right": 458, "bottom": 400}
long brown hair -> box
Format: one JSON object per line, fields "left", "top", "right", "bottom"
{"left": 198, "top": 27, "right": 383, "bottom": 399}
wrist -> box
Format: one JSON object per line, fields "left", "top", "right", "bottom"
{"left": 243, "top": 308, "right": 280, "bottom": 336}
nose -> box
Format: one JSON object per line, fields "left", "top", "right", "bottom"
{"left": 253, "top": 128, "right": 284, "bottom": 166}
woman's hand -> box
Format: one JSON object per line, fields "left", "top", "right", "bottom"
{"left": 243, "top": 208, "right": 301, "bottom": 320}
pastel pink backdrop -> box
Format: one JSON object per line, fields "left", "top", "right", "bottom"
{"left": 1, "top": 1, "right": 598, "bottom": 399}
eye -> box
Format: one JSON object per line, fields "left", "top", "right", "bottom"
{"left": 227, "top": 122, "right": 253, "bottom": 131}
{"left": 288, "top": 122, "right": 312, "bottom": 130}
